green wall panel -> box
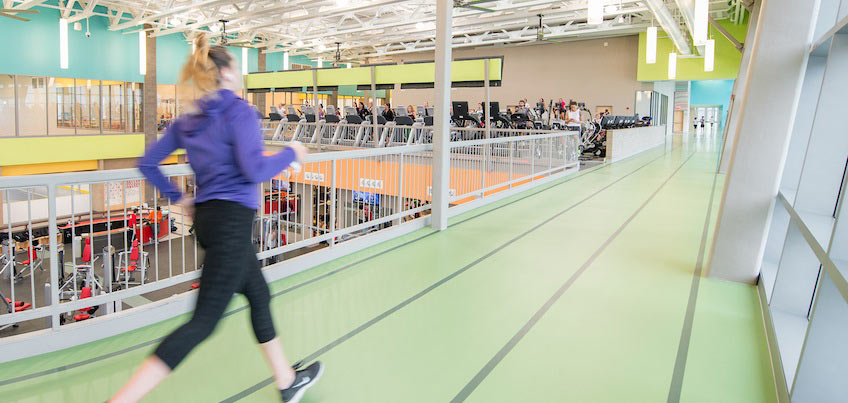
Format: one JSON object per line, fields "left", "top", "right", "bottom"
{"left": 637, "top": 19, "right": 747, "bottom": 81}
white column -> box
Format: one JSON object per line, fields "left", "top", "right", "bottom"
{"left": 718, "top": 1, "right": 761, "bottom": 172}
{"left": 706, "top": 0, "right": 820, "bottom": 284}
{"left": 431, "top": 0, "right": 452, "bottom": 231}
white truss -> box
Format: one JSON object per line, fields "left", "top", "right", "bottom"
{"left": 10, "top": 0, "right": 733, "bottom": 62}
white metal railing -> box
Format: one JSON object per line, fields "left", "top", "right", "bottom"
{"left": 261, "top": 119, "right": 573, "bottom": 149}
{"left": 0, "top": 131, "right": 579, "bottom": 341}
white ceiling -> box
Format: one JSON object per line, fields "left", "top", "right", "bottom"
{"left": 6, "top": 0, "right": 743, "bottom": 63}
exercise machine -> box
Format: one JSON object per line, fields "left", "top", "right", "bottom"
{"left": 331, "top": 107, "right": 365, "bottom": 146}
{"left": 384, "top": 105, "right": 417, "bottom": 146}
{"left": 56, "top": 237, "right": 104, "bottom": 322}
{"left": 312, "top": 105, "right": 341, "bottom": 144}
{"left": 115, "top": 238, "right": 150, "bottom": 287}
{"left": 0, "top": 289, "right": 31, "bottom": 331}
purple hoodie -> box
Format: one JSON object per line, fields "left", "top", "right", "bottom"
{"left": 138, "top": 89, "right": 296, "bottom": 210}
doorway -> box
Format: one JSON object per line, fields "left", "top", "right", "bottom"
{"left": 689, "top": 104, "right": 722, "bottom": 136}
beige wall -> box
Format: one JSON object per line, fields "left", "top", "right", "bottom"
{"left": 390, "top": 35, "right": 651, "bottom": 115}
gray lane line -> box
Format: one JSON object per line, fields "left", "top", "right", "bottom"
{"left": 0, "top": 149, "right": 666, "bottom": 388}
{"left": 451, "top": 151, "right": 696, "bottom": 403}
{"left": 666, "top": 164, "right": 721, "bottom": 402}
{"left": 0, "top": 338, "right": 165, "bottom": 388}
{"left": 222, "top": 148, "right": 678, "bottom": 402}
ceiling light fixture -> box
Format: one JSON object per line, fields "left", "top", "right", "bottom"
{"left": 668, "top": 52, "right": 677, "bottom": 79}
{"left": 587, "top": 0, "right": 603, "bottom": 25}
{"left": 704, "top": 39, "right": 715, "bottom": 72}
{"left": 646, "top": 26, "right": 657, "bottom": 64}
{"left": 139, "top": 31, "right": 146, "bottom": 75}
{"left": 60, "top": 19, "right": 69, "bottom": 69}
{"left": 694, "top": 0, "right": 708, "bottom": 45}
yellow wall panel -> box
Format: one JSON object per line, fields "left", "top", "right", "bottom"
{"left": 247, "top": 58, "right": 503, "bottom": 89}
{"left": 317, "top": 67, "right": 371, "bottom": 86}
{"left": 2, "top": 160, "right": 99, "bottom": 176}
{"left": 376, "top": 63, "right": 435, "bottom": 84}
{"left": 246, "top": 70, "right": 312, "bottom": 89}
{"left": 0, "top": 135, "right": 185, "bottom": 167}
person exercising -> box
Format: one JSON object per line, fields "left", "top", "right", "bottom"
{"left": 565, "top": 101, "right": 583, "bottom": 131}
{"left": 112, "top": 34, "right": 321, "bottom": 403}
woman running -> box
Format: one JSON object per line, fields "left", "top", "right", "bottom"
{"left": 111, "top": 34, "right": 322, "bottom": 403}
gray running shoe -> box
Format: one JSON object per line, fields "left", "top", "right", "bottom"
{"left": 280, "top": 361, "right": 324, "bottom": 403}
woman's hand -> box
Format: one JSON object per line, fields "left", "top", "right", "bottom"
{"left": 289, "top": 142, "right": 308, "bottom": 164}
{"left": 177, "top": 196, "right": 195, "bottom": 219}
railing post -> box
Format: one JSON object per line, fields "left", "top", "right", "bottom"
{"left": 481, "top": 143, "right": 487, "bottom": 198}
{"left": 530, "top": 139, "right": 535, "bottom": 179}
{"left": 397, "top": 153, "right": 404, "bottom": 225}
{"left": 329, "top": 160, "right": 336, "bottom": 247}
{"left": 44, "top": 283, "right": 52, "bottom": 329}
{"left": 46, "top": 185, "right": 60, "bottom": 330}
{"left": 509, "top": 141, "right": 514, "bottom": 189}
{"left": 549, "top": 137, "right": 553, "bottom": 173}
{"left": 431, "top": 0, "right": 452, "bottom": 231}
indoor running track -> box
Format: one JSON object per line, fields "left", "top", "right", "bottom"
{"left": 0, "top": 134, "right": 777, "bottom": 402}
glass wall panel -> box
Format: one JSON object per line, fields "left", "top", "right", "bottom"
{"left": 0, "top": 75, "right": 16, "bottom": 136}
{"left": 75, "top": 79, "right": 101, "bottom": 134}
{"left": 102, "top": 80, "right": 125, "bottom": 133}
{"left": 126, "top": 82, "right": 143, "bottom": 133}
{"left": 176, "top": 84, "right": 200, "bottom": 117}
{"left": 48, "top": 77, "right": 76, "bottom": 135}
{"left": 17, "top": 76, "right": 48, "bottom": 136}
{"left": 157, "top": 84, "right": 176, "bottom": 131}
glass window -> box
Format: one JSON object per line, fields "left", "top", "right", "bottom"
{"left": 157, "top": 84, "right": 176, "bottom": 131}
{"left": 126, "top": 82, "right": 143, "bottom": 133}
{"left": 101, "top": 80, "right": 124, "bottom": 133}
{"left": 0, "top": 75, "right": 15, "bottom": 136}
{"left": 176, "top": 84, "right": 199, "bottom": 117}
{"left": 75, "top": 79, "right": 101, "bottom": 134}
{"left": 48, "top": 77, "right": 76, "bottom": 135}
{"left": 17, "top": 76, "right": 48, "bottom": 136}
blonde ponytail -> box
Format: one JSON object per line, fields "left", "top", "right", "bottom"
{"left": 180, "top": 33, "right": 233, "bottom": 96}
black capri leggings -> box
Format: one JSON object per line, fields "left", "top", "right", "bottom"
{"left": 154, "top": 200, "right": 276, "bottom": 369}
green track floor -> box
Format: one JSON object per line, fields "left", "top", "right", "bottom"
{"left": 0, "top": 134, "right": 777, "bottom": 402}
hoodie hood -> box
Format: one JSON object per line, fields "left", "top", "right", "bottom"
{"left": 177, "top": 89, "right": 239, "bottom": 137}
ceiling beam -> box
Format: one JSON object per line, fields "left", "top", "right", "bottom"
{"left": 11, "top": 0, "right": 45, "bottom": 10}
{"left": 109, "top": 0, "right": 234, "bottom": 30}
{"left": 357, "top": 23, "right": 649, "bottom": 58}
{"left": 643, "top": 0, "right": 693, "bottom": 55}
{"left": 67, "top": 0, "right": 100, "bottom": 23}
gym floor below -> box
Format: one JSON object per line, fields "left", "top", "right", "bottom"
{"left": 0, "top": 133, "right": 777, "bottom": 402}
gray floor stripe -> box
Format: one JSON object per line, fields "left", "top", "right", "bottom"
{"left": 0, "top": 337, "right": 165, "bottom": 388}
{"left": 450, "top": 150, "right": 695, "bottom": 402}
{"left": 222, "top": 147, "right": 675, "bottom": 402}
{"left": 666, "top": 166, "right": 721, "bottom": 403}
{"left": 0, "top": 148, "right": 667, "bottom": 388}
